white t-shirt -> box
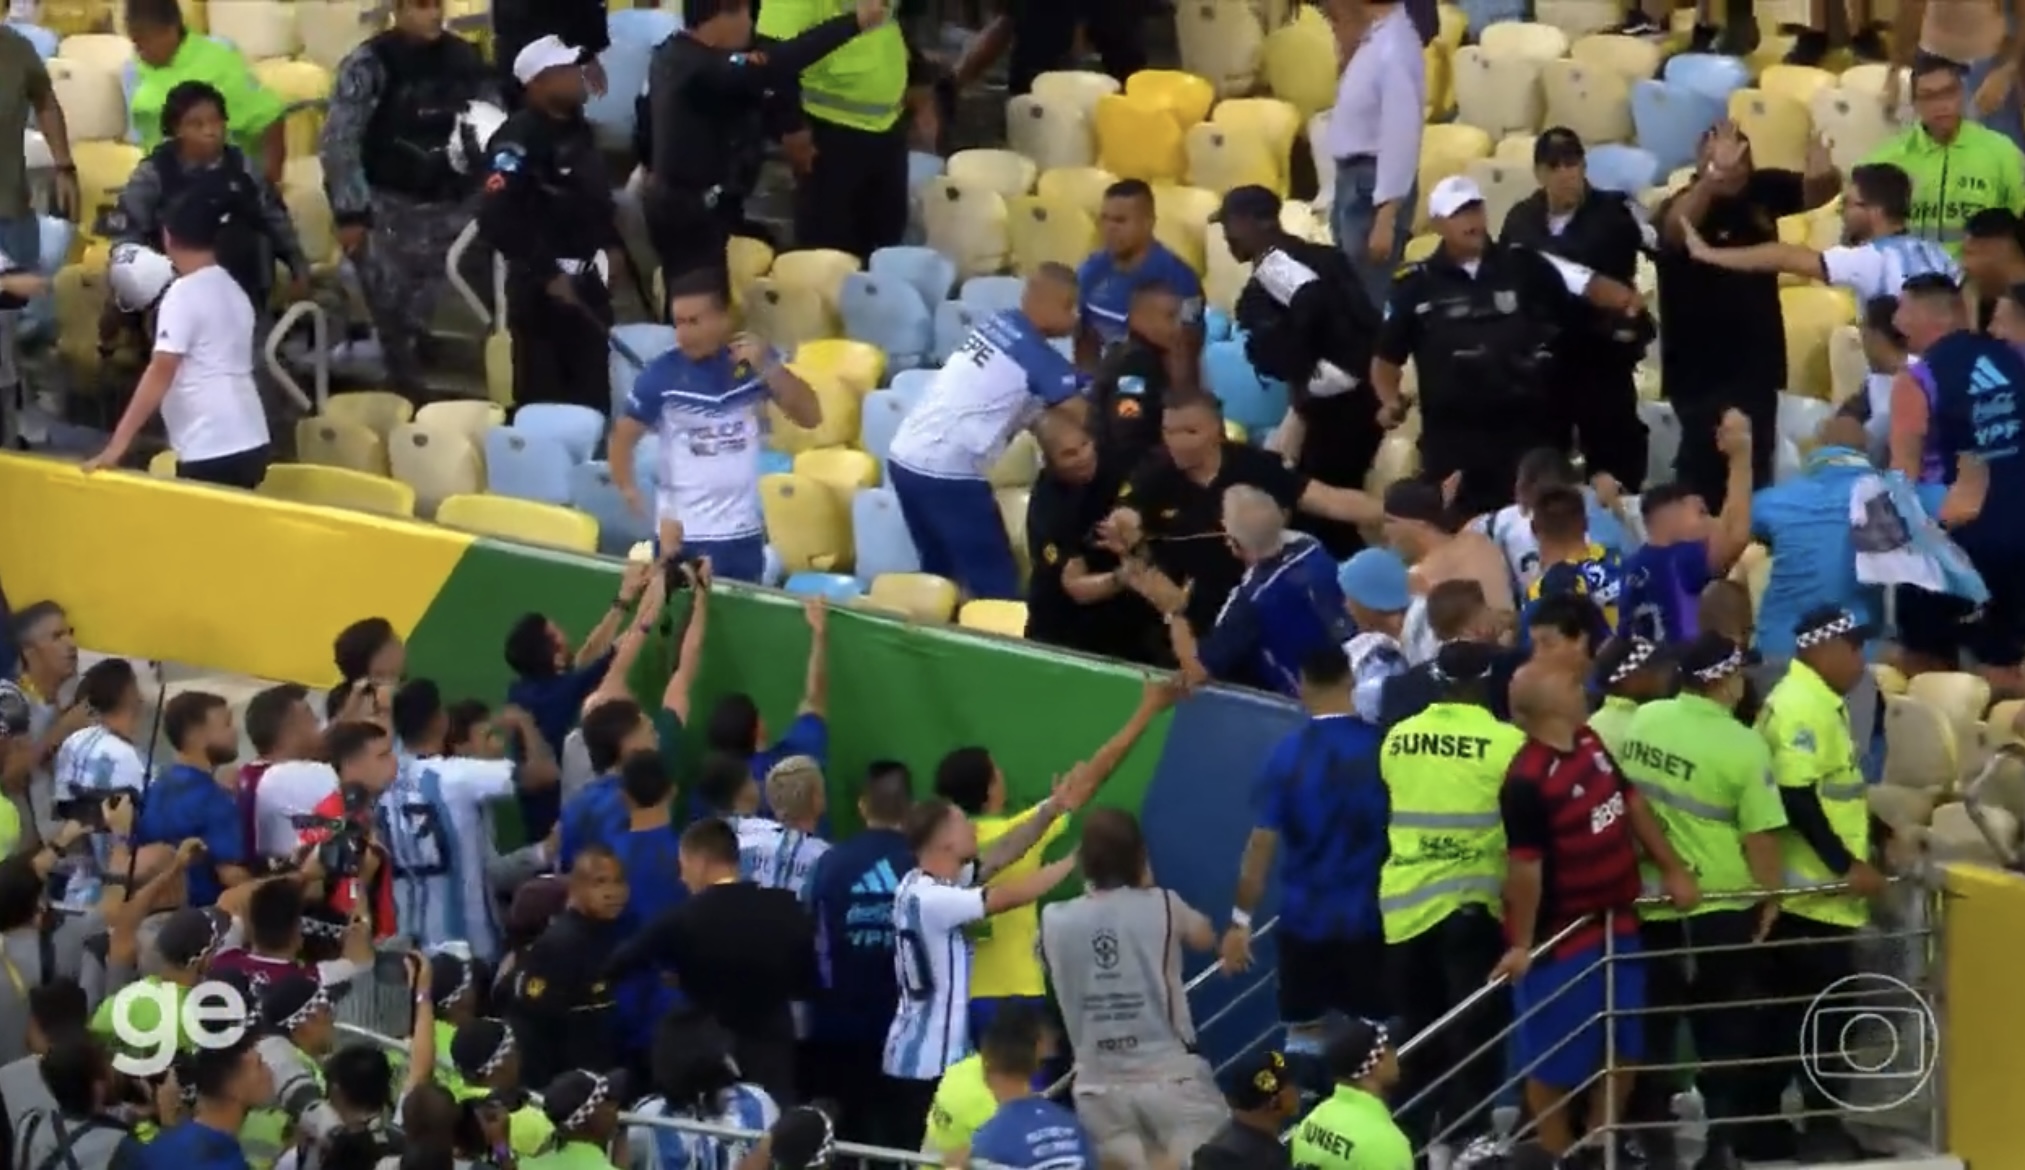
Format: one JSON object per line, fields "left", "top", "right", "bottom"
{"left": 1821, "top": 235, "right": 1958, "bottom": 303}
{"left": 152, "top": 264, "right": 268, "bottom": 462}
{"left": 651, "top": 402, "right": 766, "bottom": 542}
{"left": 378, "top": 754, "right": 517, "bottom": 959}
{"left": 253, "top": 760, "right": 339, "bottom": 859}
{"left": 51, "top": 725, "right": 148, "bottom": 909}
{"left": 1472, "top": 505, "right": 1547, "bottom": 593}
{"left": 888, "top": 311, "right": 1080, "bottom": 479}
{"left": 883, "top": 866, "right": 986, "bottom": 1081}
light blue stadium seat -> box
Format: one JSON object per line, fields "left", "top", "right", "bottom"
{"left": 870, "top": 246, "right": 958, "bottom": 316}
{"left": 1202, "top": 306, "right": 1234, "bottom": 343}
{"left": 933, "top": 300, "right": 985, "bottom": 362}
{"left": 760, "top": 449, "right": 794, "bottom": 476}
{"left": 632, "top": 433, "right": 663, "bottom": 494}
{"left": 1202, "top": 340, "right": 1289, "bottom": 436}
{"left": 906, "top": 153, "right": 945, "bottom": 244}
{"left": 784, "top": 571, "right": 866, "bottom": 601}
{"left": 1778, "top": 392, "right": 1834, "bottom": 446}
{"left": 839, "top": 272, "right": 933, "bottom": 369}
{"left": 513, "top": 403, "right": 604, "bottom": 463}
{"left": 859, "top": 388, "right": 909, "bottom": 465}
{"left": 1662, "top": 54, "right": 1751, "bottom": 104}
{"left": 1586, "top": 144, "right": 1661, "bottom": 195}
{"left": 608, "top": 323, "right": 678, "bottom": 416}
{"left": 889, "top": 368, "right": 937, "bottom": 408}
{"left": 585, "top": 10, "right": 681, "bottom": 152}
{"left": 7, "top": 22, "right": 58, "bottom": 58}
{"left": 1638, "top": 399, "right": 1681, "bottom": 488}
{"left": 570, "top": 460, "right": 653, "bottom": 556}
{"left": 484, "top": 427, "right": 576, "bottom": 505}
{"left": 960, "top": 275, "right": 1024, "bottom": 314}
{"left": 852, "top": 487, "right": 923, "bottom": 579}
{"left": 1631, "top": 80, "right": 1726, "bottom": 175}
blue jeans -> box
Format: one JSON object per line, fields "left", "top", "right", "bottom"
{"left": 1331, "top": 158, "right": 1416, "bottom": 313}
{"left": 0, "top": 216, "right": 51, "bottom": 341}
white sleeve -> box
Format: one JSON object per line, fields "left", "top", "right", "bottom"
{"left": 1820, "top": 245, "right": 1880, "bottom": 296}
{"left": 152, "top": 285, "right": 199, "bottom": 355}
{"left": 915, "top": 882, "right": 988, "bottom": 933}
{"left": 110, "top": 744, "right": 148, "bottom": 791}
{"left": 1541, "top": 252, "right": 1596, "bottom": 296}
{"left": 443, "top": 758, "right": 517, "bottom": 806}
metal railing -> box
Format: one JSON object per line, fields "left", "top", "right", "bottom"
{"left": 263, "top": 300, "right": 329, "bottom": 414}
{"left": 445, "top": 220, "right": 506, "bottom": 332}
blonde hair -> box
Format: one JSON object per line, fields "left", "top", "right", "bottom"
{"left": 765, "top": 755, "right": 826, "bottom": 820}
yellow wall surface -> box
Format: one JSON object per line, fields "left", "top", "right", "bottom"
{"left": 0, "top": 454, "right": 471, "bottom": 686}
{"left": 1942, "top": 863, "right": 2025, "bottom": 1170}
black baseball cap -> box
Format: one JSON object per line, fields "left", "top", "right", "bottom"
{"left": 1678, "top": 632, "right": 1746, "bottom": 684}
{"left": 1592, "top": 636, "right": 1671, "bottom": 691}
{"left": 429, "top": 952, "right": 478, "bottom": 1010}
{"left": 1322, "top": 1017, "right": 1392, "bottom": 1082}
{"left": 1221, "top": 1049, "right": 1292, "bottom": 1111}
{"left": 161, "top": 179, "right": 240, "bottom": 251}
{"left": 452, "top": 1018, "right": 515, "bottom": 1082}
{"left": 156, "top": 906, "right": 230, "bottom": 968}
{"left": 541, "top": 1068, "right": 632, "bottom": 1130}
{"left": 258, "top": 972, "right": 331, "bottom": 1031}
{"left": 1794, "top": 604, "right": 1877, "bottom": 650}
{"left": 1433, "top": 640, "right": 1500, "bottom": 686}
{"left": 1213, "top": 185, "right": 1282, "bottom": 225}
{"left": 768, "top": 1106, "right": 837, "bottom": 1170}
{"left": 1534, "top": 127, "right": 1586, "bottom": 166}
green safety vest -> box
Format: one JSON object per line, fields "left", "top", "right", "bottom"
{"left": 434, "top": 1021, "right": 468, "bottom": 1097}
{"left": 452, "top": 1084, "right": 556, "bottom": 1157}
{"left": 1759, "top": 662, "right": 1872, "bottom": 928}
{"left": 1616, "top": 694, "right": 1788, "bottom": 920}
{"left": 754, "top": 0, "right": 907, "bottom": 132}
{"left": 1377, "top": 703, "right": 1522, "bottom": 943}
{"left": 241, "top": 1042, "right": 322, "bottom": 1170}
{"left": 1290, "top": 1085, "right": 1414, "bottom": 1170}
{"left": 524, "top": 1138, "right": 619, "bottom": 1170}
{"left": 1865, "top": 122, "right": 2025, "bottom": 254}
{"left": 1587, "top": 695, "right": 1641, "bottom": 758}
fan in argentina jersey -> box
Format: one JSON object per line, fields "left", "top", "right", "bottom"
{"left": 608, "top": 277, "right": 824, "bottom": 583}
{"left": 886, "top": 268, "right": 1091, "bottom": 601}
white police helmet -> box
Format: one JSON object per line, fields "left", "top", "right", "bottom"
{"left": 450, "top": 101, "right": 509, "bottom": 176}
{"left": 107, "top": 242, "right": 176, "bottom": 313}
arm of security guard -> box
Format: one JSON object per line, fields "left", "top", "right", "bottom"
{"left": 1527, "top": 247, "right": 1644, "bottom": 317}
{"left": 1729, "top": 732, "right": 1790, "bottom": 929}
{"left": 477, "top": 139, "right": 565, "bottom": 289}
{"left": 754, "top": 0, "right": 819, "bottom": 139}
{"left": 109, "top": 157, "right": 165, "bottom": 248}
{"left": 695, "top": 14, "right": 871, "bottom": 99}
{"left": 251, "top": 164, "right": 311, "bottom": 284}
{"left": 1369, "top": 269, "right": 1422, "bottom": 416}
{"left": 1765, "top": 705, "right": 1882, "bottom": 893}
{"left": 318, "top": 46, "right": 385, "bottom": 233}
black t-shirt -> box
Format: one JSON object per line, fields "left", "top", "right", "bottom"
{"left": 1025, "top": 464, "right": 1164, "bottom": 662}
{"left": 1088, "top": 340, "right": 1173, "bottom": 469}
{"left": 1654, "top": 168, "right": 1809, "bottom": 397}
{"left": 1122, "top": 442, "right": 1308, "bottom": 632}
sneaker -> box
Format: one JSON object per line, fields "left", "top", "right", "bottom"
{"left": 1783, "top": 28, "right": 1831, "bottom": 66}
{"left": 1849, "top": 26, "right": 1890, "bottom": 62}
{"left": 1688, "top": 22, "right": 1722, "bottom": 51}
{"left": 1614, "top": 13, "right": 1665, "bottom": 36}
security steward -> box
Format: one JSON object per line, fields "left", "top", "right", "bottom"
{"left": 1288, "top": 1018, "right": 1413, "bottom": 1170}
{"left": 1087, "top": 280, "right": 1195, "bottom": 470}
{"left": 478, "top": 36, "right": 623, "bottom": 412}
{"left": 643, "top": 0, "right": 889, "bottom": 289}
{"left": 1372, "top": 176, "right": 1650, "bottom": 519}
{"left": 491, "top": 0, "right": 610, "bottom": 103}
{"left": 1188, "top": 1050, "right": 1298, "bottom": 1170}
{"left": 506, "top": 843, "right": 626, "bottom": 1088}
{"left": 1026, "top": 413, "right": 1164, "bottom": 663}
{"left": 1375, "top": 641, "right": 1524, "bottom": 1152}
{"left": 1498, "top": 128, "right": 1652, "bottom": 492}
{"left": 1612, "top": 633, "right": 1788, "bottom": 1170}
{"left": 1218, "top": 185, "right": 1385, "bottom": 560}
{"left": 1746, "top": 607, "right": 1890, "bottom": 1164}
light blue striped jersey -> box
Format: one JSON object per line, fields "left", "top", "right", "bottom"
{"left": 1821, "top": 233, "right": 1959, "bottom": 302}
{"left": 881, "top": 866, "right": 987, "bottom": 1081}
{"left": 50, "top": 725, "right": 148, "bottom": 909}
{"left": 376, "top": 753, "right": 518, "bottom": 960}
{"left": 626, "top": 1085, "right": 779, "bottom": 1170}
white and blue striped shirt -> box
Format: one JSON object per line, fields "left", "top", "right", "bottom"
{"left": 376, "top": 753, "right": 517, "bottom": 960}
{"left": 882, "top": 866, "right": 987, "bottom": 1081}
{"left": 627, "top": 1085, "right": 780, "bottom": 1170}
{"left": 50, "top": 725, "right": 148, "bottom": 909}
{"left": 1822, "top": 233, "right": 1959, "bottom": 303}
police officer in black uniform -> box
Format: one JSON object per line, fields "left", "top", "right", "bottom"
{"left": 1499, "top": 128, "right": 1652, "bottom": 492}
{"left": 478, "top": 37, "right": 622, "bottom": 413}
{"left": 1372, "top": 175, "right": 1649, "bottom": 519}
{"left": 1087, "top": 280, "right": 1192, "bottom": 469}
{"left": 506, "top": 844, "right": 625, "bottom": 1087}
{"left": 642, "top": 0, "right": 888, "bottom": 288}
{"left": 1219, "top": 184, "right": 1386, "bottom": 559}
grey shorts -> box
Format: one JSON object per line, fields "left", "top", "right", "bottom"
{"left": 1073, "top": 1061, "right": 1231, "bottom": 1170}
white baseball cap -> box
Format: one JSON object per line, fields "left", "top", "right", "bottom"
{"left": 513, "top": 35, "right": 583, "bottom": 85}
{"left": 1427, "top": 175, "right": 1487, "bottom": 219}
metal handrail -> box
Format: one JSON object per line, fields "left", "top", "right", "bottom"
{"left": 1960, "top": 745, "right": 2024, "bottom": 867}
{"left": 263, "top": 300, "right": 327, "bottom": 414}
{"left": 445, "top": 219, "right": 495, "bottom": 331}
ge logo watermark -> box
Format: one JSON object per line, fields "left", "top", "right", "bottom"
{"left": 107, "top": 980, "right": 252, "bottom": 1077}
{"left": 1800, "top": 972, "right": 1940, "bottom": 1112}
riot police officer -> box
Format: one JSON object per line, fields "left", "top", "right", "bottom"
{"left": 643, "top": 0, "right": 888, "bottom": 289}
{"left": 1371, "top": 175, "right": 1649, "bottom": 518}
{"left": 478, "top": 37, "right": 622, "bottom": 412}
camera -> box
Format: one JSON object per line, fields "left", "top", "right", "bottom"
{"left": 291, "top": 783, "right": 379, "bottom": 879}
{"left": 54, "top": 789, "right": 139, "bottom": 832}
{"left": 664, "top": 554, "right": 706, "bottom": 592}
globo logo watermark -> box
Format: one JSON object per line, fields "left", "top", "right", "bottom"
{"left": 107, "top": 980, "right": 253, "bottom": 1076}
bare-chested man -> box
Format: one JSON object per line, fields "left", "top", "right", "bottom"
{"left": 1379, "top": 479, "right": 1514, "bottom": 663}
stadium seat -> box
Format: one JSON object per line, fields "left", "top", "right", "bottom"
{"left": 387, "top": 421, "right": 485, "bottom": 518}
{"left": 1827, "top": 324, "right": 1867, "bottom": 408}
{"left": 961, "top": 275, "right": 1025, "bottom": 314}
{"left": 1758, "top": 63, "right": 1837, "bottom": 107}
{"left": 838, "top": 273, "right": 933, "bottom": 370}
{"left": 1425, "top": 41, "right": 1453, "bottom": 121}
{"left": 320, "top": 390, "right": 414, "bottom": 440}
{"left": 850, "top": 486, "right": 921, "bottom": 579}
{"left": 858, "top": 389, "right": 908, "bottom": 461}
{"left": 414, "top": 400, "right": 507, "bottom": 446}
{"left": 1637, "top": 400, "right": 1681, "bottom": 487}
{"left": 761, "top": 450, "right": 794, "bottom": 476}
{"left": 1210, "top": 98, "right": 1299, "bottom": 187}
{"left": 770, "top": 249, "right": 862, "bottom": 314}
{"left": 890, "top": 368, "right": 938, "bottom": 408}
{"left": 513, "top": 403, "right": 603, "bottom": 463}
{"left": 727, "top": 236, "right": 775, "bottom": 306}
{"left": 1780, "top": 285, "right": 1856, "bottom": 400}
{"left": 437, "top": 494, "right": 599, "bottom": 553}
{"left": 987, "top": 432, "right": 1042, "bottom": 489}
{"left": 1663, "top": 53, "right": 1751, "bottom": 103}
{"left": 585, "top": 10, "right": 678, "bottom": 150}
{"left": 1838, "top": 63, "right": 1904, "bottom": 101}
{"left": 1462, "top": 159, "right": 1539, "bottom": 237}
{"left": 1541, "top": 60, "right": 1633, "bottom": 145}
{"left": 295, "top": 416, "right": 389, "bottom": 475}
{"left": 1036, "top": 166, "right": 1120, "bottom": 219}
{"left": 1151, "top": 184, "right": 1220, "bottom": 274}
{"left": 1568, "top": 33, "right": 1661, "bottom": 81}
{"left": 631, "top": 434, "right": 664, "bottom": 497}
{"left": 1093, "top": 94, "right": 1188, "bottom": 184}
{"left": 569, "top": 461, "right": 654, "bottom": 556}
{"left": 1365, "top": 435, "right": 1419, "bottom": 494}
{"left": 1415, "top": 125, "right": 1494, "bottom": 233}
{"left": 1727, "top": 88, "right": 1813, "bottom": 173}
{"left": 1203, "top": 223, "right": 1248, "bottom": 312}
{"left": 484, "top": 427, "right": 576, "bottom": 505}
{"left": 932, "top": 301, "right": 985, "bottom": 363}
{"left": 1032, "top": 70, "right": 1121, "bottom": 118}
{"left": 258, "top": 463, "right": 416, "bottom": 518}
{"left": 996, "top": 486, "right": 1031, "bottom": 581}
{"left": 783, "top": 572, "right": 864, "bottom": 601}
{"left": 1883, "top": 694, "right": 1959, "bottom": 789}
{"left": 294, "top": 0, "right": 379, "bottom": 71}
{"left": 1436, "top": 2, "right": 1468, "bottom": 49}
{"left": 1776, "top": 392, "right": 1834, "bottom": 446}
{"left": 1452, "top": 47, "right": 1546, "bottom": 139}
{"left": 795, "top": 448, "right": 879, "bottom": 509}
{"left": 147, "top": 449, "right": 178, "bottom": 478}
{"left": 796, "top": 338, "right": 887, "bottom": 397}
{"left": 1185, "top": 122, "right": 1281, "bottom": 196}
{"left": 1202, "top": 306, "right": 1234, "bottom": 342}
{"left": 1006, "top": 94, "right": 1096, "bottom": 171}
{"left": 204, "top": 0, "right": 297, "bottom": 57}
{"left": 768, "top": 375, "right": 859, "bottom": 452}
{"left": 1260, "top": 14, "right": 1338, "bottom": 119}
{"left": 1007, "top": 195, "right": 1098, "bottom": 274}
{"left": 71, "top": 140, "right": 141, "bottom": 234}
{"left": 919, "top": 177, "right": 1011, "bottom": 279}
{"left": 1585, "top": 143, "right": 1660, "bottom": 194}
{"left": 1202, "top": 340, "right": 1289, "bottom": 436}
{"left": 947, "top": 149, "right": 1039, "bottom": 200}
{"left": 608, "top": 323, "right": 678, "bottom": 415}
{"left": 12, "top": 22, "right": 60, "bottom": 57}
{"left": 53, "top": 260, "right": 113, "bottom": 371}
{"left": 48, "top": 56, "right": 127, "bottom": 143}
{"left": 1124, "top": 69, "right": 1217, "bottom": 130}
{"left": 1483, "top": 19, "right": 1567, "bottom": 55}
{"left": 869, "top": 245, "right": 959, "bottom": 314}
{"left": 56, "top": 33, "right": 131, "bottom": 71}
{"left": 761, "top": 473, "right": 851, "bottom": 572}
{"left": 743, "top": 279, "right": 839, "bottom": 352}
{"left": 1493, "top": 133, "right": 1538, "bottom": 164}
{"left": 1630, "top": 80, "right": 1725, "bottom": 173}
{"left": 1908, "top": 670, "right": 1991, "bottom": 759}
{"left": 1175, "top": 0, "right": 1264, "bottom": 96}
{"left": 252, "top": 58, "right": 332, "bottom": 160}
{"left": 958, "top": 599, "right": 1028, "bottom": 637}
{"left": 868, "top": 572, "right": 960, "bottom": 623}
{"left": 1874, "top": 663, "right": 1911, "bottom": 697}
{"left": 1810, "top": 85, "right": 1898, "bottom": 173}
{"left": 1532, "top": 0, "right": 1615, "bottom": 38}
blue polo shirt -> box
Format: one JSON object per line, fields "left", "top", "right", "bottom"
{"left": 558, "top": 773, "right": 628, "bottom": 872}
{"left": 684, "top": 711, "right": 830, "bottom": 823}
{"left": 1253, "top": 713, "right": 1389, "bottom": 942}
{"left": 805, "top": 827, "right": 911, "bottom": 1045}
{"left": 610, "top": 820, "right": 688, "bottom": 1050}
{"left": 139, "top": 1119, "right": 250, "bottom": 1170}
{"left": 507, "top": 649, "right": 616, "bottom": 842}
{"left": 1077, "top": 242, "right": 1203, "bottom": 350}
{"left": 1199, "top": 535, "right": 1353, "bottom": 697}
{"left": 969, "top": 1096, "right": 1097, "bottom": 1170}
{"left": 134, "top": 763, "right": 246, "bottom": 907}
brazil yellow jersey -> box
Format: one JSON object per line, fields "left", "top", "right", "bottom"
{"left": 969, "top": 806, "right": 1069, "bottom": 999}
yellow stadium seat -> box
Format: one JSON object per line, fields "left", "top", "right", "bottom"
{"left": 1031, "top": 70, "right": 1121, "bottom": 120}
{"left": 1279, "top": 201, "right": 1328, "bottom": 245}
{"left": 1364, "top": 434, "right": 1420, "bottom": 494}
{"left": 958, "top": 599, "right": 1029, "bottom": 637}
{"left": 1224, "top": 419, "right": 1248, "bottom": 442}
{"left": 1036, "top": 166, "right": 1120, "bottom": 219}
{"left": 1907, "top": 671, "right": 1992, "bottom": 753}
{"left": 793, "top": 447, "right": 880, "bottom": 508}
{"left": 483, "top": 331, "right": 513, "bottom": 407}
{"left": 1541, "top": 60, "right": 1633, "bottom": 145}
{"left": 1534, "top": 0, "right": 1621, "bottom": 38}
{"left": 1151, "top": 184, "right": 1220, "bottom": 275}
{"left": 1827, "top": 324, "right": 1867, "bottom": 408}
{"left": 47, "top": 57, "right": 127, "bottom": 143}
{"left": 995, "top": 486, "right": 1031, "bottom": 581}
{"left": 1124, "top": 69, "right": 1218, "bottom": 131}
{"left": 283, "top": 182, "right": 338, "bottom": 274}
{"left": 1481, "top": 21, "right": 1571, "bottom": 59}
{"left": 1210, "top": 97, "right": 1300, "bottom": 188}
{"left": 1874, "top": 662, "right": 1910, "bottom": 696}
{"left": 1175, "top": 0, "right": 1265, "bottom": 97}
{"left": 1987, "top": 698, "right": 2025, "bottom": 745}
{"left": 1402, "top": 234, "right": 1440, "bottom": 265}
{"left": 295, "top": 416, "right": 390, "bottom": 475}
{"left": 259, "top": 463, "right": 417, "bottom": 518}
{"left": 794, "top": 339, "right": 886, "bottom": 397}
{"left": 1494, "top": 133, "right": 1539, "bottom": 164}
{"left": 742, "top": 278, "right": 839, "bottom": 352}
{"left": 759, "top": 473, "right": 851, "bottom": 572}
{"left": 1204, "top": 223, "right": 1247, "bottom": 311}
{"left": 768, "top": 248, "right": 861, "bottom": 314}
{"left": 1007, "top": 195, "right": 1099, "bottom": 275}
{"left": 1436, "top": 3, "right": 1467, "bottom": 50}
{"left": 436, "top": 494, "right": 597, "bottom": 552}
{"left": 1727, "top": 88, "right": 1813, "bottom": 174}
{"left": 1758, "top": 63, "right": 1838, "bottom": 107}
{"left": 1259, "top": 15, "right": 1337, "bottom": 119}
{"left": 727, "top": 236, "right": 776, "bottom": 307}
{"left": 918, "top": 178, "right": 1011, "bottom": 280}
{"left": 988, "top": 431, "right": 1041, "bottom": 489}
{"left": 1415, "top": 125, "right": 1494, "bottom": 233}
{"left": 947, "top": 149, "right": 1039, "bottom": 200}
{"left": 148, "top": 450, "right": 179, "bottom": 479}
{"left": 207, "top": 1, "right": 300, "bottom": 58}
{"left": 320, "top": 390, "right": 414, "bottom": 439}
{"left": 413, "top": 399, "right": 507, "bottom": 446}
{"left": 868, "top": 572, "right": 960, "bottom": 623}
{"left": 768, "top": 375, "right": 860, "bottom": 453}
{"left": 1185, "top": 122, "right": 1280, "bottom": 196}
{"left": 73, "top": 141, "right": 142, "bottom": 238}
{"left": 1094, "top": 94, "right": 1189, "bottom": 185}
{"left": 1463, "top": 159, "right": 1541, "bottom": 238}
{"left": 294, "top": 0, "right": 380, "bottom": 71}
{"left": 1780, "top": 285, "right": 1856, "bottom": 399}
{"left": 1568, "top": 33, "right": 1662, "bottom": 81}
{"left": 252, "top": 58, "right": 332, "bottom": 160}
{"left": 54, "top": 261, "right": 114, "bottom": 372}
{"left": 1810, "top": 86, "right": 1898, "bottom": 174}
{"left": 1006, "top": 94, "right": 1096, "bottom": 172}
{"left": 1882, "top": 694, "right": 1959, "bottom": 790}
{"left": 1452, "top": 47, "right": 1546, "bottom": 139}
{"left": 387, "top": 421, "right": 486, "bottom": 517}
{"left": 56, "top": 35, "right": 134, "bottom": 72}
{"left": 1425, "top": 43, "right": 1454, "bottom": 121}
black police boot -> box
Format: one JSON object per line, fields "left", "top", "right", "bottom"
{"left": 1782, "top": 28, "right": 1831, "bottom": 66}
